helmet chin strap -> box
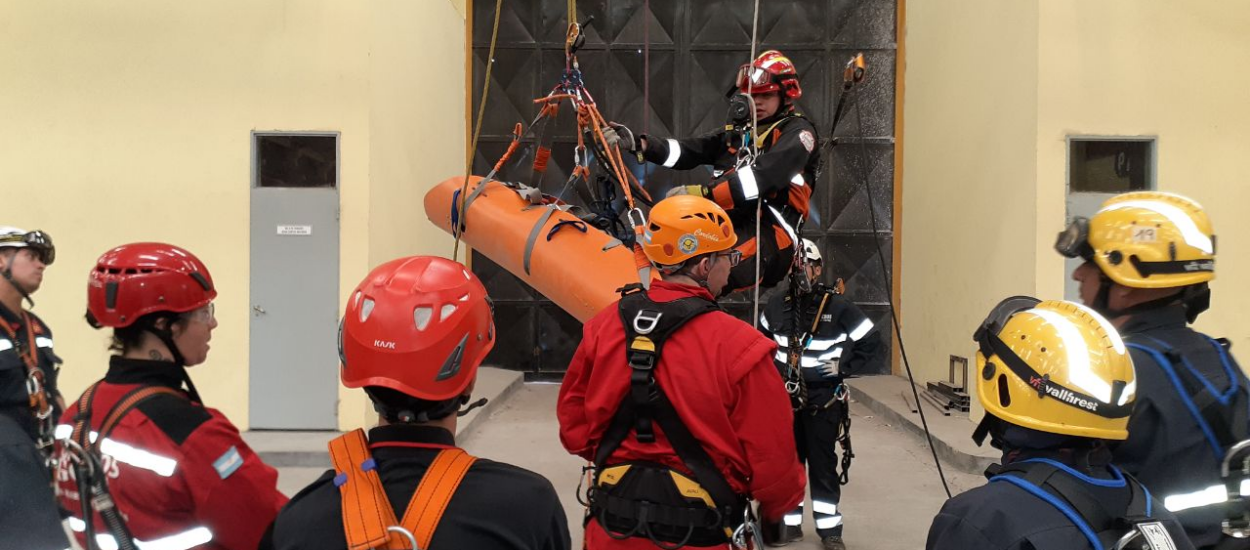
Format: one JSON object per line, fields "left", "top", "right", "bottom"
{"left": 1, "top": 262, "right": 35, "bottom": 309}
{"left": 145, "top": 322, "right": 203, "bottom": 402}
{"left": 1091, "top": 277, "right": 1208, "bottom": 323}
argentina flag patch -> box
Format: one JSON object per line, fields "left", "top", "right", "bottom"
{"left": 213, "top": 446, "right": 244, "bottom": 479}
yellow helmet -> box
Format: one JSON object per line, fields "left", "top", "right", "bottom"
{"left": 973, "top": 297, "right": 1135, "bottom": 441}
{"left": 1079, "top": 192, "right": 1215, "bottom": 288}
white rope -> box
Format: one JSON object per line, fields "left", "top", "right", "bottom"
{"left": 748, "top": 0, "right": 763, "bottom": 328}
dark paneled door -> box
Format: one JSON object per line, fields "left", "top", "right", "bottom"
{"left": 470, "top": 0, "right": 898, "bottom": 377}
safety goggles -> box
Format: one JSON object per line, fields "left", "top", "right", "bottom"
{"left": 717, "top": 249, "right": 743, "bottom": 267}
{"left": 183, "top": 302, "right": 216, "bottom": 323}
{"left": 0, "top": 230, "right": 55, "bottom": 265}
{"left": 973, "top": 296, "right": 1132, "bottom": 420}
{"left": 734, "top": 65, "right": 775, "bottom": 91}
{"left": 1054, "top": 217, "right": 1094, "bottom": 260}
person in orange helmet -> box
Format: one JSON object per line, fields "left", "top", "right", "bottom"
{"left": 559, "top": 195, "right": 806, "bottom": 549}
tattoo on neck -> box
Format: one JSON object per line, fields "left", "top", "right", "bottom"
{"left": 148, "top": 350, "right": 171, "bottom": 362}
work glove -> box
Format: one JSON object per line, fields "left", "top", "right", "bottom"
{"left": 603, "top": 122, "right": 640, "bottom": 154}
{"left": 818, "top": 358, "right": 841, "bottom": 380}
{"left": 665, "top": 184, "right": 709, "bottom": 198}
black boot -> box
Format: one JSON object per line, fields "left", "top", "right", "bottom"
{"left": 821, "top": 535, "right": 846, "bottom": 550}
{"left": 761, "top": 519, "right": 789, "bottom": 547}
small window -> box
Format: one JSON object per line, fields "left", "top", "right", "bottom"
{"left": 255, "top": 134, "right": 338, "bottom": 188}
{"left": 1068, "top": 138, "right": 1153, "bottom": 193}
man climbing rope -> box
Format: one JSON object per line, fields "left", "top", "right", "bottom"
{"left": 927, "top": 297, "right": 1192, "bottom": 550}
{"left": 261, "top": 256, "right": 570, "bottom": 550}
{"left": 558, "top": 194, "right": 805, "bottom": 549}
{"left": 758, "top": 239, "right": 882, "bottom": 550}
{"left": 606, "top": 50, "right": 820, "bottom": 295}
{"left": 1056, "top": 191, "right": 1248, "bottom": 549}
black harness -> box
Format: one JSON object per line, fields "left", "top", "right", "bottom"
{"left": 587, "top": 284, "right": 746, "bottom": 549}
{"left": 988, "top": 460, "right": 1172, "bottom": 550}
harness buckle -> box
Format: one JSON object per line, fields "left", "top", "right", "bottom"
{"left": 633, "top": 310, "right": 663, "bottom": 335}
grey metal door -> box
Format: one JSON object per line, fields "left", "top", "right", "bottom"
{"left": 249, "top": 187, "right": 340, "bottom": 429}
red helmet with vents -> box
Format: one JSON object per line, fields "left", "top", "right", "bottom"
{"left": 735, "top": 50, "right": 802, "bottom": 99}
{"left": 86, "top": 243, "right": 216, "bottom": 328}
{"left": 338, "top": 256, "right": 495, "bottom": 401}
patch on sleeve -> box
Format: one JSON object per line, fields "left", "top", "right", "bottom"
{"left": 213, "top": 446, "right": 244, "bottom": 479}
{"left": 799, "top": 130, "right": 816, "bottom": 153}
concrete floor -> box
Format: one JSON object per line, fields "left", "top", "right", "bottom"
{"left": 277, "top": 382, "right": 987, "bottom": 550}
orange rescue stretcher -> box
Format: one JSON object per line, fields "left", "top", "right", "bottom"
{"left": 424, "top": 175, "right": 656, "bottom": 322}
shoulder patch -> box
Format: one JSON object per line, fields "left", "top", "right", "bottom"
{"left": 136, "top": 393, "right": 212, "bottom": 446}
{"left": 213, "top": 446, "right": 244, "bottom": 479}
{"left": 799, "top": 130, "right": 815, "bottom": 153}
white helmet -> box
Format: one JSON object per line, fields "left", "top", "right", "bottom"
{"left": 802, "top": 238, "right": 822, "bottom": 264}
{"left": 0, "top": 226, "right": 55, "bottom": 265}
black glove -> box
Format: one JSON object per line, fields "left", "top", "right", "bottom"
{"left": 604, "top": 122, "right": 640, "bottom": 154}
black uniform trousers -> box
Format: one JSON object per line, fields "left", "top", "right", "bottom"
{"left": 0, "top": 411, "right": 68, "bottom": 550}
{"left": 789, "top": 384, "right": 846, "bottom": 538}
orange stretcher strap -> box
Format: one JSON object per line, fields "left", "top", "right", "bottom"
{"left": 330, "top": 429, "right": 478, "bottom": 550}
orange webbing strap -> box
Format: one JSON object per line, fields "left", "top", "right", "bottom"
{"left": 96, "top": 386, "right": 182, "bottom": 444}
{"left": 399, "top": 448, "right": 477, "bottom": 550}
{"left": 330, "top": 429, "right": 400, "bottom": 550}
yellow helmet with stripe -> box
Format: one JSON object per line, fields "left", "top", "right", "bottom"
{"left": 974, "top": 297, "right": 1135, "bottom": 441}
{"left": 1087, "top": 191, "right": 1215, "bottom": 289}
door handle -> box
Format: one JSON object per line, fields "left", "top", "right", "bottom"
{"left": 253, "top": 305, "right": 267, "bottom": 315}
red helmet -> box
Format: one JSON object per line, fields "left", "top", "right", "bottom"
{"left": 736, "top": 50, "right": 802, "bottom": 99}
{"left": 87, "top": 243, "right": 216, "bottom": 328}
{"left": 339, "top": 256, "right": 495, "bottom": 401}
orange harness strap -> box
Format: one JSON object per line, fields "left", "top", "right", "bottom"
{"left": 330, "top": 429, "right": 478, "bottom": 550}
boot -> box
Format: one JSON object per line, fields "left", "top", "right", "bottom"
{"left": 821, "top": 535, "right": 846, "bottom": 550}
{"left": 761, "top": 519, "right": 788, "bottom": 547}
{"left": 782, "top": 524, "right": 803, "bottom": 542}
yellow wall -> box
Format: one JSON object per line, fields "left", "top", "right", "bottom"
{"left": 900, "top": 0, "right": 1040, "bottom": 419}
{"left": 0, "top": 1, "right": 466, "bottom": 430}
{"left": 903, "top": 1, "right": 1250, "bottom": 418}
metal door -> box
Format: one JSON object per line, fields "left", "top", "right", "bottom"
{"left": 249, "top": 141, "right": 340, "bottom": 429}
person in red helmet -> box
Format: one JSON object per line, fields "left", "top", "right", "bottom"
{"left": 53, "top": 242, "right": 287, "bottom": 550}
{"left": 558, "top": 195, "right": 805, "bottom": 549}
{"left": 605, "top": 50, "right": 819, "bottom": 295}
{"left": 260, "top": 256, "right": 570, "bottom": 550}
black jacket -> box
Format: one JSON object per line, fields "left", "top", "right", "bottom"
{"left": 759, "top": 285, "right": 882, "bottom": 383}
{"left": 927, "top": 448, "right": 1194, "bottom": 550}
{"left": 1113, "top": 304, "right": 1250, "bottom": 548}
{"left": 642, "top": 112, "right": 819, "bottom": 231}
{"left": 0, "top": 302, "right": 60, "bottom": 442}
{"left": 261, "top": 424, "right": 571, "bottom": 550}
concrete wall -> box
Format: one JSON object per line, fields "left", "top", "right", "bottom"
{"left": 0, "top": 1, "right": 466, "bottom": 430}
{"left": 902, "top": 0, "right": 1250, "bottom": 419}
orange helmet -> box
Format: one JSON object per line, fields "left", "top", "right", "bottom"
{"left": 736, "top": 50, "right": 802, "bottom": 99}
{"left": 641, "top": 195, "right": 737, "bottom": 266}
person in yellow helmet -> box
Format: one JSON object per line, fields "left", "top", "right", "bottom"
{"left": 1055, "top": 191, "right": 1248, "bottom": 549}
{"left": 927, "top": 297, "right": 1192, "bottom": 550}
{"left": 558, "top": 195, "right": 805, "bottom": 549}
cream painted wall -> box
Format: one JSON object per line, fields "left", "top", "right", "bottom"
{"left": 903, "top": 1, "right": 1250, "bottom": 421}
{"left": 0, "top": 1, "right": 467, "bottom": 431}
{"left": 900, "top": 0, "right": 1040, "bottom": 420}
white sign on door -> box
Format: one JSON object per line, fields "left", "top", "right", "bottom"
{"left": 276, "top": 225, "right": 312, "bottom": 236}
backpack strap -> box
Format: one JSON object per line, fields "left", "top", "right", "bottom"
{"left": 330, "top": 430, "right": 478, "bottom": 550}
{"left": 330, "top": 429, "right": 400, "bottom": 550}
{"left": 399, "top": 448, "right": 477, "bottom": 549}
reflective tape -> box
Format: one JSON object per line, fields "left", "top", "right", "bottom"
{"left": 35, "top": 336, "right": 53, "bottom": 348}
{"left": 774, "top": 350, "right": 824, "bottom": 368}
{"left": 767, "top": 205, "right": 798, "bottom": 245}
{"left": 772, "top": 334, "right": 790, "bottom": 348}
{"left": 818, "top": 348, "right": 844, "bottom": 361}
{"left": 848, "top": 319, "right": 875, "bottom": 341}
{"left": 0, "top": 340, "right": 11, "bottom": 352}
{"left": 1163, "top": 482, "right": 1250, "bottom": 512}
{"left": 663, "top": 139, "right": 682, "bottom": 168}
{"left": 815, "top": 515, "right": 843, "bottom": 530}
{"left": 53, "top": 425, "right": 177, "bottom": 477}
{"left": 1100, "top": 198, "right": 1214, "bottom": 254}
{"left": 738, "top": 166, "right": 760, "bottom": 201}
{"left": 812, "top": 500, "right": 839, "bottom": 516}
{"left": 807, "top": 336, "right": 847, "bottom": 351}
{"left": 791, "top": 173, "right": 805, "bottom": 187}
{"left": 68, "top": 519, "right": 212, "bottom": 550}
{"left": 783, "top": 513, "right": 803, "bottom": 526}
{"left": 759, "top": 314, "right": 770, "bottom": 331}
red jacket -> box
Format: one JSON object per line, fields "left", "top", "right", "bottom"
{"left": 558, "top": 281, "right": 805, "bottom": 546}
{"left": 54, "top": 357, "right": 287, "bottom": 550}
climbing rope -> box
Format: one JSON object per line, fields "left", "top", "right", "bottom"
{"left": 454, "top": 0, "right": 505, "bottom": 262}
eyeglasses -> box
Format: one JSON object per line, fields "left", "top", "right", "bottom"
{"left": 717, "top": 250, "right": 743, "bottom": 267}
{"left": 0, "top": 230, "right": 55, "bottom": 265}
{"left": 185, "top": 302, "right": 216, "bottom": 323}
